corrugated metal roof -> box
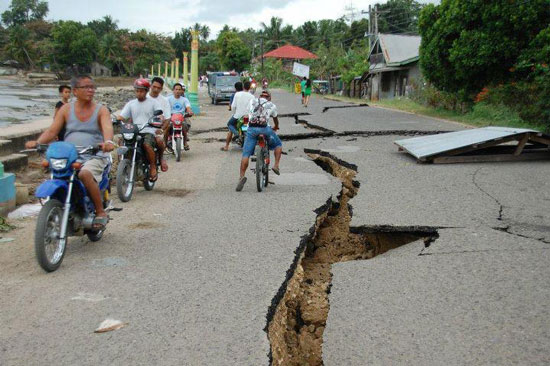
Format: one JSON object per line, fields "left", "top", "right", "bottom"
{"left": 394, "top": 127, "right": 540, "bottom": 160}
{"left": 378, "top": 34, "right": 421, "bottom": 66}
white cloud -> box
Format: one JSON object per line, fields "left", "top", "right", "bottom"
{"left": 0, "top": 0, "right": 440, "bottom": 37}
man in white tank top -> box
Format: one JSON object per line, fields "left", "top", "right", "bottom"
{"left": 25, "top": 75, "right": 114, "bottom": 228}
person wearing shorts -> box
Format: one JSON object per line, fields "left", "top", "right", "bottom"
{"left": 236, "top": 90, "right": 282, "bottom": 191}
{"left": 25, "top": 75, "right": 115, "bottom": 229}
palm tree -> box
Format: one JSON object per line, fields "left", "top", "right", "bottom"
{"left": 261, "top": 16, "right": 284, "bottom": 50}
{"left": 5, "top": 25, "right": 35, "bottom": 68}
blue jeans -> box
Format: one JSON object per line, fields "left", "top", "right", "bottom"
{"left": 242, "top": 126, "right": 282, "bottom": 158}
{"left": 227, "top": 116, "right": 239, "bottom": 135}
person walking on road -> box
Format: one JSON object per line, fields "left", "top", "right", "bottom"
{"left": 221, "top": 81, "right": 254, "bottom": 152}
{"left": 304, "top": 78, "right": 312, "bottom": 108}
{"left": 300, "top": 77, "right": 307, "bottom": 104}
{"left": 236, "top": 90, "right": 282, "bottom": 192}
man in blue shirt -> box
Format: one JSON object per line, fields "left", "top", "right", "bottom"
{"left": 168, "top": 83, "right": 193, "bottom": 150}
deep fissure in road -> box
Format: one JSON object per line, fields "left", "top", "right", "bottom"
{"left": 266, "top": 149, "right": 439, "bottom": 366}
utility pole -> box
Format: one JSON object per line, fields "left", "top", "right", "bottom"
{"left": 374, "top": 4, "right": 379, "bottom": 36}
{"left": 260, "top": 37, "right": 264, "bottom": 76}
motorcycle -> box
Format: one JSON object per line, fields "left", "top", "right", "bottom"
{"left": 116, "top": 110, "right": 163, "bottom": 202}
{"left": 235, "top": 115, "right": 249, "bottom": 148}
{"left": 166, "top": 112, "right": 192, "bottom": 162}
{"left": 32, "top": 142, "right": 118, "bottom": 272}
{"left": 250, "top": 81, "right": 257, "bottom": 94}
{"left": 262, "top": 80, "right": 268, "bottom": 90}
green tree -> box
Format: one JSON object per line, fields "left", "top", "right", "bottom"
{"left": 419, "top": 0, "right": 550, "bottom": 99}
{"left": 216, "top": 31, "right": 250, "bottom": 71}
{"left": 88, "top": 16, "right": 118, "bottom": 38}
{"left": 376, "top": 0, "right": 424, "bottom": 34}
{"left": 199, "top": 52, "right": 220, "bottom": 74}
{"left": 51, "top": 21, "right": 98, "bottom": 67}
{"left": 4, "top": 25, "right": 35, "bottom": 67}
{"left": 260, "top": 16, "right": 285, "bottom": 50}
{"left": 1, "top": 0, "right": 48, "bottom": 27}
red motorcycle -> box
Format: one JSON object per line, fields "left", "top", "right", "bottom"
{"left": 167, "top": 112, "right": 191, "bottom": 162}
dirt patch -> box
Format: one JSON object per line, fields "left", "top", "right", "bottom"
{"left": 128, "top": 221, "right": 165, "bottom": 230}
{"left": 152, "top": 188, "right": 192, "bottom": 198}
{"left": 266, "top": 150, "right": 439, "bottom": 366}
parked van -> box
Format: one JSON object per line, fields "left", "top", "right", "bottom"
{"left": 207, "top": 71, "right": 241, "bottom": 105}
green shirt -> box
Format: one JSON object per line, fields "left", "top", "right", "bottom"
{"left": 300, "top": 80, "right": 306, "bottom": 92}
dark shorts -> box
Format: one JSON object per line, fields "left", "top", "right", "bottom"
{"left": 142, "top": 133, "right": 158, "bottom": 149}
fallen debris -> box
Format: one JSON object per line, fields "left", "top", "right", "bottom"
{"left": 94, "top": 319, "right": 127, "bottom": 333}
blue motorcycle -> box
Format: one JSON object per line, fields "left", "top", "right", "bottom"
{"left": 33, "top": 142, "right": 115, "bottom": 272}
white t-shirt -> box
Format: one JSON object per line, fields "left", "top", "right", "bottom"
{"left": 231, "top": 91, "right": 255, "bottom": 119}
{"left": 147, "top": 93, "right": 171, "bottom": 120}
{"left": 120, "top": 98, "right": 162, "bottom": 135}
{"left": 248, "top": 97, "right": 278, "bottom": 126}
{"left": 168, "top": 95, "right": 191, "bottom": 115}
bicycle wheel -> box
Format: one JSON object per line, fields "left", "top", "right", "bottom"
{"left": 255, "top": 146, "right": 265, "bottom": 192}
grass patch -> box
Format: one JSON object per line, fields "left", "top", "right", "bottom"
{"left": 323, "top": 95, "right": 547, "bottom": 132}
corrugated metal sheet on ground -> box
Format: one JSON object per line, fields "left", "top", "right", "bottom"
{"left": 394, "top": 127, "right": 538, "bottom": 160}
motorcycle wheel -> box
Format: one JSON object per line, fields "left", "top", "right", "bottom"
{"left": 116, "top": 159, "right": 134, "bottom": 202}
{"left": 35, "top": 199, "right": 66, "bottom": 272}
{"left": 255, "top": 146, "right": 266, "bottom": 192}
{"left": 175, "top": 137, "right": 182, "bottom": 162}
{"left": 143, "top": 166, "right": 155, "bottom": 191}
{"left": 239, "top": 134, "right": 245, "bottom": 148}
{"left": 165, "top": 140, "right": 174, "bottom": 154}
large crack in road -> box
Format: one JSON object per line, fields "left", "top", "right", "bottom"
{"left": 265, "top": 149, "right": 440, "bottom": 366}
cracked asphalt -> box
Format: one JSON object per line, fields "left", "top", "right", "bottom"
{"left": 1, "top": 88, "right": 549, "bottom": 365}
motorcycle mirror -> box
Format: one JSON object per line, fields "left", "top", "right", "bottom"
{"left": 153, "top": 110, "right": 163, "bottom": 116}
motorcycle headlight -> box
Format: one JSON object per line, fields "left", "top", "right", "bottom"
{"left": 123, "top": 133, "right": 135, "bottom": 140}
{"left": 50, "top": 158, "right": 68, "bottom": 170}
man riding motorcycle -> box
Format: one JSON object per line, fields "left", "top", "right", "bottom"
{"left": 168, "top": 83, "right": 193, "bottom": 151}
{"left": 236, "top": 90, "right": 282, "bottom": 192}
{"left": 25, "top": 75, "right": 114, "bottom": 229}
{"left": 118, "top": 78, "right": 168, "bottom": 181}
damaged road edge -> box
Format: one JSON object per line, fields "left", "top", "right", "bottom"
{"left": 265, "top": 149, "right": 440, "bottom": 366}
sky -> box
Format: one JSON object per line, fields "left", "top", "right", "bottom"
{"left": 0, "top": 0, "right": 440, "bottom": 38}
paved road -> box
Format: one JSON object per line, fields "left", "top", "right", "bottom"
{"left": 1, "top": 88, "right": 549, "bottom": 365}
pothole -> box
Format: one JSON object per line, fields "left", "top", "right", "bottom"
{"left": 266, "top": 149, "right": 439, "bottom": 366}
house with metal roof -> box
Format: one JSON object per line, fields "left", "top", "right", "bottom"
{"left": 367, "top": 34, "right": 422, "bottom": 100}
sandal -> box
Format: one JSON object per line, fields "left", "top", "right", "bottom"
{"left": 272, "top": 167, "right": 280, "bottom": 175}
{"left": 220, "top": 146, "right": 228, "bottom": 151}
{"left": 236, "top": 177, "right": 247, "bottom": 192}
{"left": 92, "top": 215, "right": 109, "bottom": 230}
{"left": 149, "top": 169, "right": 158, "bottom": 182}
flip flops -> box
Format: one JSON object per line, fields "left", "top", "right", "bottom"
{"left": 92, "top": 215, "right": 109, "bottom": 230}
{"left": 160, "top": 160, "right": 168, "bottom": 172}
{"left": 236, "top": 177, "right": 247, "bottom": 192}
{"left": 272, "top": 167, "right": 280, "bottom": 175}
